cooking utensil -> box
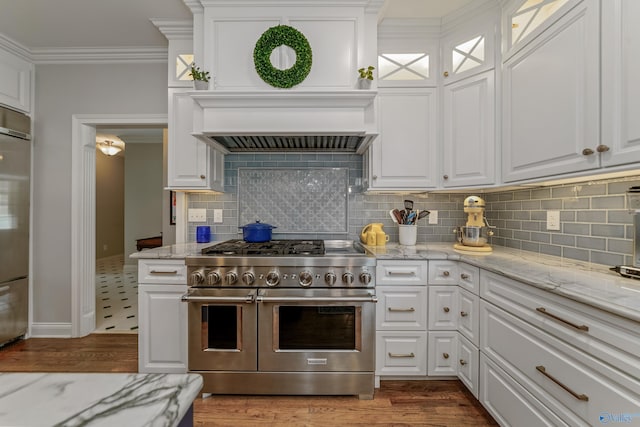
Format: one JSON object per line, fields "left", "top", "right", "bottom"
{"left": 392, "top": 209, "right": 404, "bottom": 224}
{"left": 406, "top": 212, "right": 416, "bottom": 224}
{"left": 404, "top": 199, "right": 414, "bottom": 211}
{"left": 389, "top": 209, "right": 398, "bottom": 224}
{"left": 238, "top": 221, "right": 277, "bottom": 242}
{"left": 417, "top": 210, "right": 430, "bottom": 221}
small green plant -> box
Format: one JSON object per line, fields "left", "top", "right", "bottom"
{"left": 189, "top": 63, "right": 210, "bottom": 82}
{"left": 358, "top": 66, "right": 375, "bottom": 80}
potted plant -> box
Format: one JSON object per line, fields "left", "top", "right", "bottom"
{"left": 357, "top": 65, "right": 375, "bottom": 89}
{"left": 189, "top": 63, "right": 211, "bottom": 90}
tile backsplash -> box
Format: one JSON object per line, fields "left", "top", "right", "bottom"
{"left": 187, "top": 154, "right": 638, "bottom": 267}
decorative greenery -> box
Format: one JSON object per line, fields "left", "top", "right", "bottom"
{"left": 253, "top": 25, "right": 312, "bottom": 89}
{"left": 189, "top": 63, "right": 210, "bottom": 82}
{"left": 358, "top": 66, "right": 375, "bottom": 80}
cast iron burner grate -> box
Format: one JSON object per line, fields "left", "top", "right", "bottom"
{"left": 201, "top": 239, "right": 325, "bottom": 256}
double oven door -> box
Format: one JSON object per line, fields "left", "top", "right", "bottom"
{"left": 184, "top": 287, "right": 376, "bottom": 373}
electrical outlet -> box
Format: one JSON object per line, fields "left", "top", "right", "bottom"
{"left": 428, "top": 210, "right": 438, "bottom": 224}
{"left": 213, "top": 209, "right": 223, "bottom": 223}
{"left": 547, "top": 210, "right": 560, "bottom": 230}
{"left": 188, "top": 208, "right": 207, "bottom": 222}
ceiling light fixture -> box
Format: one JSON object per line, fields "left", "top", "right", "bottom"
{"left": 96, "top": 134, "right": 125, "bottom": 156}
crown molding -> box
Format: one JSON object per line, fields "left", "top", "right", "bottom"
{"left": 0, "top": 33, "right": 33, "bottom": 62}
{"left": 30, "top": 46, "right": 168, "bottom": 64}
{"left": 378, "top": 18, "right": 441, "bottom": 39}
{"left": 150, "top": 19, "right": 193, "bottom": 40}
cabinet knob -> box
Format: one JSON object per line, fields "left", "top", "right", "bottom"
{"left": 443, "top": 71, "right": 449, "bottom": 77}
{"left": 443, "top": 174, "right": 449, "bottom": 180}
{"left": 443, "top": 306, "right": 450, "bottom": 313}
{"left": 596, "top": 144, "right": 610, "bottom": 153}
{"left": 460, "top": 273, "right": 470, "bottom": 280}
{"left": 373, "top": 175, "right": 378, "bottom": 180}
{"left": 443, "top": 271, "right": 450, "bottom": 277}
{"left": 582, "top": 148, "right": 595, "bottom": 156}
{"left": 200, "top": 174, "right": 206, "bottom": 179}
{"left": 443, "top": 353, "right": 450, "bottom": 359}
{"left": 459, "top": 359, "right": 467, "bottom": 366}
{"left": 460, "top": 311, "right": 469, "bottom": 317}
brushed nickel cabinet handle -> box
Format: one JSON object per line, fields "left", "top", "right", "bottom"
{"left": 596, "top": 144, "right": 610, "bottom": 153}
{"left": 536, "top": 307, "right": 589, "bottom": 331}
{"left": 582, "top": 148, "right": 594, "bottom": 156}
{"left": 459, "top": 359, "right": 467, "bottom": 366}
{"left": 443, "top": 353, "right": 449, "bottom": 359}
{"left": 460, "top": 311, "right": 468, "bottom": 317}
{"left": 443, "top": 271, "right": 450, "bottom": 277}
{"left": 149, "top": 270, "right": 179, "bottom": 275}
{"left": 460, "top": 273, "right": 470, "bottom": 280}
{"left": 200, "top": 174, "right": 206, "bottom": 179}
{"left": 443, "top": 307, "right": 450, "bottom": 313}
{"left": 388, "top": 271, "right": 416, "bottom": 276}
{"left": 388, "top": 307, "right": 415, "bottom": 312}
{"left": 389, "top": 352, "right": 415, "bottom": 358}
{"left": 536, "top": 365, "right": 589, "bottom": 401}
{"left": 443, "top": 174, "right": 449, "bottom": 180}
{"left": 443, "top": 71, "right": 449, "bottom": 77}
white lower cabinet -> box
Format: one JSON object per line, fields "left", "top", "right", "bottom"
{"left": 480, "top": 353, "right": 570, "bottom": 427}
{"left": 457, "top": 333, "right": 479, "bottom": 398}
{"left": 138, "top": 260, "right": 188, "bottom": 373}
{"left": 427, "top": 331, "right": 458, "bottom": 376}
{"left": 375, "top": 331, "right": 427, "bottom": 377}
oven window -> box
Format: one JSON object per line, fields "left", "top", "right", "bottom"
{"left": 202, "top": 305, "right": 240, "bottom": 350}
{"left": 277, "top": 306, "right": 357, "bottom": 350}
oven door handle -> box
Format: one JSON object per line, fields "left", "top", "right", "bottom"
{"left": 181, "top": 291, "right": 256, "bottom": 303}
{"left": 256, "top": 295, "right": 378, "bottom": 303}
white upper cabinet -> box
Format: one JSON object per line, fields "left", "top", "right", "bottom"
{"left": 441, "top": 18, "right": 496, "bottom": 85}
{"left": 367, "top": 87, "right": 438, "bottom": 190}
{"left": 0, "top": 49, "right": 32, "bottom": 113}
{"left": 600, "top": 0, "right": 640, "bottom": 167}
{"left": 501, "top": 0, "right": 600, "bottom": 183}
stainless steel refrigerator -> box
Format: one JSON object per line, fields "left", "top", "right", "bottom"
{"left": 0, "top": 105, "right": 30, "bottom": 347}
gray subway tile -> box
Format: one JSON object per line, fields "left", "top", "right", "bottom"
{"left": 591, "top": 224, "right": 625, "bottom": 238}
{"left": 552, "top": 234, "right": 576, "bottom": 246}
{"left": 608, "top": 239, "right": 633, "bottom": 254}
{"left": 590, "top": 251, "right": 624, "bottom": 266}
{"left": 592, "top": 195, "right": 625, "bottom": 209}
{"left": 576, "top": 210, "right": 606, "bottom": 223}
{"left": 576, "top": 236, "right": 606, "bottom": 251}
{"left": 562, "top": 247, "right": 590, "bottom": 262}
{"left": 563, "top": 223, "right": 591, "bottom": 236}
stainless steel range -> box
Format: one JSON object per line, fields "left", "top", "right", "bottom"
{"left": 183, "top": 239, "right": 377, "bottom": 399}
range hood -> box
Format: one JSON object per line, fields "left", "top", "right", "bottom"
{"left": 191, "top": 89, "right": 378, "bottom": 154}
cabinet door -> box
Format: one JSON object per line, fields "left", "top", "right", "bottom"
{"left": 138, "top": 284, "right": 188, "bottom": 373}
{"left": 502, "top": 0, "right": 600, "bottom": 182}
{"left": 376, "top": 286, "right": 427, "bottom": 331}
{"left": 428, "top": 286, "right": 458, "bottom": 330}
{"left": 0, "top": 49, "right": 31, "bottom": 113}
{"left": 601, "top": 0, "right": 640, "bottom": 167}
{"left": 442, "top": 70, "right": 495, "bottom": 187}
{"left": 458, "top": 288, "right": 480, "bottom": 347}
{"left": 457, "top": 333, "right": 479, "bottom": 398}
{"left": 168, "top": 89, "right": 224, "bottom": 191}
{"left": 441, "top": 18, "right": 496, "bottom": 84}
{"left": 428, "top": 331, "right": 458, "bottom": 376}
{"left": 375, "top": 331, "right": 427, "bottom": 376}
{"left": 368, "top": 88, "right": 438, "bottom": 189}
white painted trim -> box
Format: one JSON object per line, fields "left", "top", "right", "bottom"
{"left": 30, "top": 323, "right": 73, "bottom": 338}
{"left": 32, "top": 47, "right": 168, "bottom": 65}
{"left": 71, "top": 114, "right": 168, "bottom": 338}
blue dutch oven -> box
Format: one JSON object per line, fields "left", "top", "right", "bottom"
{"left": 239, "top": 221, "right": 277, "bottom": 243}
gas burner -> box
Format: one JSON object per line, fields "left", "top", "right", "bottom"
{"left": 201, "top": 239, "right": 325, "bottom": 256}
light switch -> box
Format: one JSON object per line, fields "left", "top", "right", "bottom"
{"left": 213, "top": 209, "right": 223, "bottom": 223}
{"left": 428, "top": 210, "right": 438, "bottom": 224}
{"left": 546, "top": 210, "right": 560, "bottom": 231}
{"left": 188, "top": 208, "right": 207, "bottom": 222}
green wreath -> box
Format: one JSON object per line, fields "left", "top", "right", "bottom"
{"left": 253, "top": 25, "right": 312, "bottom": 89}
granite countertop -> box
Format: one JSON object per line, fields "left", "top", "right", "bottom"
{"left": 131, "top": 241, "right": 640, "bottom": 323}
{"left": 0, "top": 373, "right": 202, "bottom": 427}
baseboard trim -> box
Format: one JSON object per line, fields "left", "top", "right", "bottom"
{"left": 30, "top": 323, "right": 73, "bottom": 338}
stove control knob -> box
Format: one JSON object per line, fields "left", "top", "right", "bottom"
{"left": 299, "top": 271, "right": 313, "bottom": 287}
{"left": 242, "top": 272, "right": 255, "bottom": 286}
{"left": 342, "top": 272, "right": 354, "bottom": 285}
{"left": 325, "top": 272, "right": 337, "bottom": 286}
{"left": 359, "top": 272, "right": 372, "bottom": 285}
{"left": 225, "top": 271, "right": 238, "bottom": 285}
{"left": 266, "top": 271, "right": 280, "bottom": 287}
{"left": 190, "top": 270, "right": 205, "bottom": 285}
{"left": 207, "top": 271, "right": 221, "bottom": 286}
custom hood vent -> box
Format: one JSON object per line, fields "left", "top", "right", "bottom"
{"left": 209, "top": 135, "right": 376, "bottom": 153}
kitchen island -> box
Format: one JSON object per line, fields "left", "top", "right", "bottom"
{"left": 0, "top": 372, "right": 202, "bottom": 427}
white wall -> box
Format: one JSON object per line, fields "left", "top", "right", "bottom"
{"left": 33, "top": 62, "right": 167, "bottom": 326}
{"left": 124, "top": 142, "right": 163, "bottom": 264}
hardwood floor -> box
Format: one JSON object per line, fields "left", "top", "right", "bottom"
{"left": 0, "top": 335, "right": 498, "bottom": 426}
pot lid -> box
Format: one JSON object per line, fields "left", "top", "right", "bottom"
{"left": 239, "top": 220, "right": 277, "bottom": 230}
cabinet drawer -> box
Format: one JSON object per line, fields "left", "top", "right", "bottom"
{"left": 375, "top": 331, "right": 427, "bottom": 376}
{"left": 377, "top": 286, "right": 427, "bottom": 330}
{"left": 427, "top": 331, "right": 458, "bottom": 376}
{"left": 480, "top": 270, "right": 640, "bottom": 381}
{"left": 480, "top": 353, "right": 569, "bottom": 427}
{"left": 428, "top": 261, "right": 479, "bottom": 293}
{"left": 376, "top": 260, "right": 428, "bottom": 285}
{"left": 138, "top": 260, "right": 187, "bottom": 284}
{"left": 481, "top": 301, "right": 640, "bottom": 425}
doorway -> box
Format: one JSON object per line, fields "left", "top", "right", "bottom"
{"left": 71, "top": 114, "right": 168, "bottom": 337}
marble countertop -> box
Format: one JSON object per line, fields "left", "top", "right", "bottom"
{"left": 130, "top": 241, "right": 640, "bottom": 323}
{"left": 0, "top": 373, "right": 202, "bottom": 427}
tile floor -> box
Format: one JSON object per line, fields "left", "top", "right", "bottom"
{"left": 95, "top": 255, "right": 138, "bottom": 333}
